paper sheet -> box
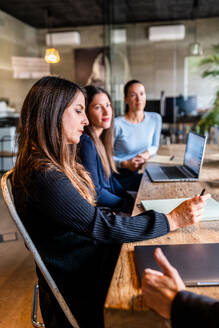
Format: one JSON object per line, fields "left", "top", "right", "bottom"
{"left": 206, "top": 153, "right": 219, "bottom": 160}
{"left": 141, "top": 197, "right": 219, "bottom": 221}
{"left": 147, "top": 155, "right": 183, "bottom": 165}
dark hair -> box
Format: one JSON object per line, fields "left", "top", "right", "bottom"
{"left": 124, "top": 79, "right": 142, "bottom": 113}
{"left": 85, "top": 85, "right": 111, "bottom": 109}
{"left": 13, "top": 76, "right": 95, "bottom": 205}
{"left": 84, "top": 85, "right": 117, "bottom": 177}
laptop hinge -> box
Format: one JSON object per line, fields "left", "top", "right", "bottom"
{"left": 178, "top": 166, "right": 197, "bottom": 178}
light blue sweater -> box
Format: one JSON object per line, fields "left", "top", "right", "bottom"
{"left": 113, "top": 112, "right": 162, "bottom": 167}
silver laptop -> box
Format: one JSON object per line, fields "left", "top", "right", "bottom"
{"left": 146, "top": 131, "right": 206, "bottom": 182}
{"left": 134, "top": 243, "right": 219, "bottom": 287}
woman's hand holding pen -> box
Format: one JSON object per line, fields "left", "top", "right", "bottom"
{"left": 166, "top": 192, "right": 211, "bottom": 231}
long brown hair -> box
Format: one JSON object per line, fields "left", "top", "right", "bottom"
{"left": 12, "top": 76, "right": 95, "bottom": 205}
{"left": 84, "top": 85, "right": 117, "bottom": 178}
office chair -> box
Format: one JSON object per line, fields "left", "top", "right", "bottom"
{"left": 0, "top": 135, "right": 17, "bottom": 172}
{"left": 1, "top": 170, "right": 80, "bottom": 328}
{"left": 161, "top": 97, "right": 179, "bottom": 143}
{"left": 32, "top": 283, "right": 44, "bottom": 327}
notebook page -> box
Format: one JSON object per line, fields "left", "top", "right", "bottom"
{"left": 141, "top": 197, "right": 219, "bottom": 221}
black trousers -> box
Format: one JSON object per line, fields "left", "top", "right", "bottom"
{"left": 36, "top": 244, "right": 121, "bottom": 328}
{"left": 115, "top": 169, "right": 142, "bottom": 191}
{"left": 39, "top": 282, "right": 106, "bottom": 328}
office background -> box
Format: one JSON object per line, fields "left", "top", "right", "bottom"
{"left": 0, "top": 1, "right": 218, "bottom": 116}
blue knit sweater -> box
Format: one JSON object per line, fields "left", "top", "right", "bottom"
{"left": 79, "top": 134, "right": 125, "bottom": 208}
{"left": 114, "top": 112, "right": 162, "bottom": 167}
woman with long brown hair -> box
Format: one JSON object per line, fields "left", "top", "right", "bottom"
{"left": 11, "top": 76, "right": 209, "bottom": 328}
{"left": 79, "top": 85, "right": 134, "bottom": 212}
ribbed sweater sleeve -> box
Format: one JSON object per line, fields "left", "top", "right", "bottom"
{"left": 32, "top": 170, "right": 170, "bottom": 244}
{"left": 171, "top": 290, "right": 219, "bottom": 328}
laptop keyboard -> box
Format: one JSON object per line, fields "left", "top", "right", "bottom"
{"left": 162, "top": 166, "right": 187, "bottom": 179}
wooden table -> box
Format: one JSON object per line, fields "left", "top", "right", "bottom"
{"left": 104, "top": 144, "right": 219, "bottom": 328}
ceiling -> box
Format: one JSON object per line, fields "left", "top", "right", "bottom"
{"left": 0, "top": 0, "right": 219, "bottom": 29}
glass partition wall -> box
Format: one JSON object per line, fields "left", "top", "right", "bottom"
{"left": 0, "top": 4, "right": 219, "bottom": 142}
{"left": 103, "top": 1, "right": 130, "bottom": 116}
{"left": 104, "top": 12, "right": 219, "bottom": 142}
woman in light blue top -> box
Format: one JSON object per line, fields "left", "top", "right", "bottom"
{"left": 114, "top": 80, "right": 162, "bottom": 190}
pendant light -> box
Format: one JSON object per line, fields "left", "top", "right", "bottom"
{"left": 44, "top": 45, "right": 60, "bottom": 64}
{"left": 44, "top": 9, "right": 60, "bottom": 64}
{"left": 189, "top": 20, "right": 203, "bottom": 56}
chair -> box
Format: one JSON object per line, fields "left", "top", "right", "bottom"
{"left": 0, "top": 135, "right": 17, "bottom": 172}
{"left": 32, "top": 283, "right": 44, "bottom": 327}
{"left": 1, "top": 170, "right": 80, "bottom": 328}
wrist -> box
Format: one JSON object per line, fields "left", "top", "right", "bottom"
{"left": 121, "top": 160, "right": 128, "bottom": 169}
{"left": 141, "top": 151, "right": 150, "bottom": 161}
{"left": 166, "top": 213, "right": 178, "bottom": 231}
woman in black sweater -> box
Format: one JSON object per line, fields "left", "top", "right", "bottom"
{"left": 12, "top": 76, "right": 209, "bottom": 328}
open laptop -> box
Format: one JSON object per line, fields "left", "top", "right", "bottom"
{"left": 146, "top": 131, "right": 206, "bottom": 182}
{"left": 134, "top": 243, "right": 219, "bottom": 287}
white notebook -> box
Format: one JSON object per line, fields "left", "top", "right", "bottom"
{"left": 141, "top": 197, "right": 219, "bottom": 221}
{"left": 147, "top": 155, "right": 182, "bottom": 165}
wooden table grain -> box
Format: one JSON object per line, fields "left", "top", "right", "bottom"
{"left": 104, "top": 144, "right": 219, "bottom": 328}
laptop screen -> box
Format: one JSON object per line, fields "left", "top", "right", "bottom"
{"left": 184, "top": 132, "right": 206, "bottom": 175}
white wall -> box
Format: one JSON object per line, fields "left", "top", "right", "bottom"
{"left": 123, "top": 18, "right": 219, "bottom": 107}
{"left": 0, "top": 10, "right": 44, "bottom": 111}
{"left": 50, "top": 25, "right": 104, "bottom": 81}
{"left": 0, "top": 9, "right": 218, "bottom": 112}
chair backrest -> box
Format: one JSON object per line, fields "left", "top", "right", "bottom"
{"left": 1, "top": 170, "right": 80, "bottom": 328}
{"left": 163, "top": 97, "right": 177, "bottom": 124}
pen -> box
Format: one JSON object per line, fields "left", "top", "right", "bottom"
{"left": 186, "top": 281, "right": 219, "bottom": 287}
{"left": 200, "top": 188, "right": 206, "bottom": 196}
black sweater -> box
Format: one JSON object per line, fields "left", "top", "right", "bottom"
{"left": 13, "top": 169, "right": 170, "bottom": 328}
{"left": 171, "top": 290, "right": 219, "bottom": 328}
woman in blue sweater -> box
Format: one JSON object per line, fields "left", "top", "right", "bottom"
{"left": 79, "top": 85, "right": 134, "bottom": 212}
{"left": 114, "top": 79, "right": 162, "bottom": 190}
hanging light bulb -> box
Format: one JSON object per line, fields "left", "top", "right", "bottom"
{"left": 189, "top": 20, "right": 203, "bottom": 56}
{"left": 44, "top": 9, "right": 60, "bottom": 64}
{"left": 44, "top": 47, "right": 60, "bottom": 64}
{"left": 189, "top": 42, "right": 203, "bottom": 56}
